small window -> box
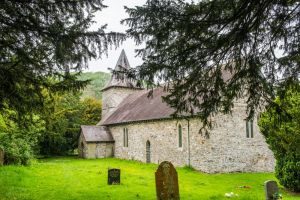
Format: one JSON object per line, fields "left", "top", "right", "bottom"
{"left": 246, "top": 119, "right": 254, "bottom": 138}
{"left": 123, "top": 128, "right": 128, "bottom": 147}
{"left": 178, "top": 124, "right": 182, "bottom": 147}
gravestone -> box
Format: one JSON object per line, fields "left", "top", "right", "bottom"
{"left": 155, "top": 161, "right": 180, "bottom": 200}
{"left": 264, "top": 180, "right": 279, "bottom": 200}
{"left": 108, "top": 168, "right": 120, "bottom": 185}
{"left": 0, "top": 148, "right": 4, "bottom": 166}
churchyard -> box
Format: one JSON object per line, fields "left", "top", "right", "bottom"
{"left": 0, "top": 157, "right": 299, "bottom": 200}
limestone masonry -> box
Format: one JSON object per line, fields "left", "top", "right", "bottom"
{"left": 79, "top": 50, "right": 275, "bottom": 173}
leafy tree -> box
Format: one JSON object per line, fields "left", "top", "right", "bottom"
{"left": 0, "top": 84, "right": 103, "bottom": 161}
{"left": 259, "top": 83, "right": 300, "bottom": 192}
{"left": 123, "top": 0, "right": 300, "bottom": 126}
{"left": 81, "top": 97, "right": 102, "bottom": 123}
{"left": 0, "top": 107, "right": 45, "bottom": 165}
{"left": 0, "top": 0, "right": 124, "bottom": 115}
{"left": 39, "top": 92, "right": 101, "bottom": 156}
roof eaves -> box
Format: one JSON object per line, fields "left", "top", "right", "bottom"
{"left": 101, "top": 115, "right": 194, "bottom": 127}
{"left": 101, "top": 85, "right": 144, "bottom": 92}
{"left": 86, "top": 140, "right": 115, "bottom": 143}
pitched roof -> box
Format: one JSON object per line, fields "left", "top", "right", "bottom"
{"left": 115, "top": 49, "right": 131, "bottom": 70}
{"left": 99, "top": 67, "right": 234, "bottom": 126}
{"left": 102, "top": 49, "right": 141, "bottom": 91}
{"left": 100, "top": 87, "right": 176, "bottom": 126}
{"left": 81, "top": 125, "right": 114, "bottom": 142}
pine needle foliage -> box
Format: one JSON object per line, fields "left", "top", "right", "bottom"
{"left": 0, "top": 0, "right": 125, "bottom": 115}
{"left": 259, "top": 82, "right": 300, "bottom": 192}
{"left": 122, "top": 0, "right": 300, "bottom": 128}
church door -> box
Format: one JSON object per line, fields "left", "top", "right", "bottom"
{"left": 146, "top": 140, "right": 151, "bottom": 163}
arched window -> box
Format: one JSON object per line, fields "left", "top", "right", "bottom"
{"left": 246, "top": 119, "right": 254, "bottom": 138}
{"left": 178, "top": 124, "right": 182, "bottom": 147}
{"left": 146, "top": 140, "right": 151, "bottom": 163}
{"left": 123, "top": 128, "right": 128, "bottom": 147}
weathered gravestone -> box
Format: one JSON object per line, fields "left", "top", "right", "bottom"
{"left": 108, "top": 168, "right": 120, "bottom": 185}
{"left": 0, "top": 148, "right": 4, "bottom": 166}
{"left": 264, "top": 180, "right": 279, "bottom": 200}
{"left": 155, "top": 161, "right": 180, "bottom": 200}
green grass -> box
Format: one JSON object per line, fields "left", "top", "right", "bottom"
{"left": 0, "top": 157, "right": 299, "bottom": 200}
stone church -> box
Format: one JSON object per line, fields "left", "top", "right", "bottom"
{"left": 78, "top": 50, "right": 275, "bottom": 173}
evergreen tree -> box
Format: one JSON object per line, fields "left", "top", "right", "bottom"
{"left": 259, "top": 83, "right": 300, "bottom": 192}
{"left": 0, "top": 0, "right": 124, "bottom": 114}
{"left": 123, "top": 0, "right": 300, "bottom": 126}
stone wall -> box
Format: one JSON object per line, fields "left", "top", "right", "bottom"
{"left": 108, "top": 102, "right": 275, "bottom": 173}
{"left": 78, "top": 133, "right": 114, "bottom": 159}
{"left": 84, "top": 143, "right": 114, "bottom": 159}
{"left": 78, "top": 134, "right": 86, "bottom": 158}
{"left": 101, "top": 87, "right": 140, "bottom": 120}
{"left": 80, "top": 142, "right": 114, "bottom": 159}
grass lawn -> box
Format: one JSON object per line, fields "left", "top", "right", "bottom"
{"left": 0, "top": 157, "right": 299, "bottom": 200}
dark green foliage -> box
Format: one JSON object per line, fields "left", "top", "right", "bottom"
{"left": 123, "top": 0, "right": 300, "bottom": 127}
{"left": 0, "top": 0, "right": 124, "bottom": 115}
{"left": 0, "top": 91, "right": 102, "bottom": 162}
{"left": 78, "top": 71, "right": 111, "bottom": 99}
{"left": 259, "top": 84, "right": 300, "bottom": 192}
{"left": 39, "top": 92, "right": 102, "bottom": 156}
{"left": 0, "top": 108, "right": 45, "bottom": 165}
{"left": 81, "top": 98, "right": 103, "bottom": 123}
{"left": 276, "top": 160, "right": 300, "bottom": 192}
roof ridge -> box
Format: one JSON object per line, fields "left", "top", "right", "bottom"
{"left": 114, "top": 49, "right": 130, "bottom": 70}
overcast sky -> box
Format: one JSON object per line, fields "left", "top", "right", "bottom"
{"left": 87, "top": 0, "right": 147, "bottom": 73}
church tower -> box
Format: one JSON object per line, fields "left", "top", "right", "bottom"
{"left": 101, "top": 50, "right": 142, "bottom": 119}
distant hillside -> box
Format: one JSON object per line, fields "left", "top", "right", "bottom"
{"left": 78, "top": 71, "right": 111, "bottom": 100}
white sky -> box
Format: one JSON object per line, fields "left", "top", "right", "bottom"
{"left": 87, "top": 0, "right": 147, "bottom": 73}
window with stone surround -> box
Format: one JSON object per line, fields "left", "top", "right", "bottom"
{"left": 178, "top": 124, "right": 182, "bottom": 147}
{"left": 123, "top": 128, "right": 128, "bottom": 147}
{"left": 246, "top": 119, "right": 254, "bottom": 138}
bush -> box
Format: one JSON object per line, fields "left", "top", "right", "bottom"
{"left": 276, "top": 160, "right": 300, "bottom": 192}
{"left": 0, "top": 108, "right": 44, "bottom": 165}
{"left": 39, "top": 93, "right": 102, "bottom": 156}
{"left": 3, "top": 138, "right": 32, "bottom": 165}
{"left": 259, "top": 83, "right": 300, "bottom": 192}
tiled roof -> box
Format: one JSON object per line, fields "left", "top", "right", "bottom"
{"left": 100, "top": 65, "right": 234, "bottom": 126}
{"left": 81, "top": 125, "right": 114, "bottom": 142}
{"left": 100, "top": 87, "right": 176, "bottom": 126}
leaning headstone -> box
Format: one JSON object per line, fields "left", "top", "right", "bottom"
{"left": 155, "top": 161, "right": 180, "bottom": 200}
{"left": 264, "top": 180, "right": 279, "bottom": 200}
{"left": 0, "top": 148, "right": 4, "bottom": 166}
{"left": 108, "top": 168, "right": 120, "bottom": 185}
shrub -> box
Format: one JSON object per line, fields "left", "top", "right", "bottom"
{"left": 0, "top": 108, "right": 44, "bottom": 165}
{"left": 39, "top": 93, "right": 102, "bottom": 156}
{"left": 3, "top": 138, "right": 32, "bottom": 165}
{"left": 276, "top": 160, "right": 300, "bottom": 192}
{"left": 259, "top": 83, "right": 300, "bottom": 192}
